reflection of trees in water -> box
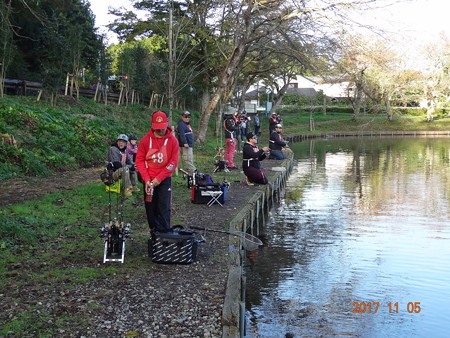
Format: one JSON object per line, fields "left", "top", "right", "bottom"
{"left": 293, "top": 137, "right": 450, "bottom": 221}
{"left": 343, "top": 137, "right": 450, "bottom": 221}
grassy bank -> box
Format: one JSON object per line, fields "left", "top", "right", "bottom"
{"left": 280, "top": 110, "right": 450, "bottom": 135}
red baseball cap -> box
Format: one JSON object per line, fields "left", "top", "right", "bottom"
{"left": 151, "top": 111, "right": 168, "bottom": 129}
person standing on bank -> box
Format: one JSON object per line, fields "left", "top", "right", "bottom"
{"left": 135, "top": 111, "right": 179, "bottom": 233}
{"left": 107, "top": 134, "right": 139, "bottom": 196}
{"left": 177, "top": 110, "right": 196, "bottom": 174}
{"left": 223, "top": 112, "right": 239, "bottom": 170}
{"left": 268, "top": 112, "right": 278, "bottom": 134}
{"left": 269, "top": 123, "right": 288, "bottom": 160}
{"left": 253, "top": 111, "right": 261, "bottom": 136}
{"left": 242, "top": 132, "right": 269, "bottom": 185}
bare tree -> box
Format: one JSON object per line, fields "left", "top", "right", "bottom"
{"left": 421, "top": 35, "right": 450, "bottom": 121}
{"left": 0, "top": 0, "right": 14, "bottom": 97}
{"left": 196, "top": 0, "right": 387, "bottom": 143}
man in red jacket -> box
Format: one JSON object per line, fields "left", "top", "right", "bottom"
{"left": 136, "top": 111, "right": 179, "bottom": 232}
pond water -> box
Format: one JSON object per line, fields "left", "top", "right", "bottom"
{"left": 245, "top": 137, "right": 450, "bottom": 338}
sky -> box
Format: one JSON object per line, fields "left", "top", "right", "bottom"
{"left": 89, "top": 0, "right": 140, "bottom": 42}
{"left": 89, "top": 0, "right": 450, "bottom": 65}
{"left": 360, "top": 0, "right": 450, "bottom": 44}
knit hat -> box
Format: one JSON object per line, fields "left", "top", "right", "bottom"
{"left": 246, "top": 131, "right": 257, "bottom": 140}
{"left": 151, "top": 111, "right": 168, "bottom": 130}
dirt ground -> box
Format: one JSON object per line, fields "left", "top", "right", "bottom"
{"left": 0, "top": 167, "right": 102, "bottom": 207}
{"left": 0, "top": 160, "right": 283, "bottom": 336}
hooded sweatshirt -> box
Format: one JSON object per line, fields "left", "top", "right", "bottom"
{"left": 135, "top": 127, "right": 179, "bottom": 184}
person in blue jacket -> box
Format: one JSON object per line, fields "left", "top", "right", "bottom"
{"left": 177, "top": 111, "right": 196, "bottom": 174}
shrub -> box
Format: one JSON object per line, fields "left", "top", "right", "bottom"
{"left": 0, "top": 96, "right": 155, "bottom": 180}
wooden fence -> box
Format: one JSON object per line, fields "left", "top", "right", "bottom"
{"left": 2, "top": 78, "right": 156, "bottom": 106}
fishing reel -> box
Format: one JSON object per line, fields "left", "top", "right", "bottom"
{"left": 213, "top": 159, "right": 229, "bottom": 173}
{"left": 222, "top": 179, "right": 230, "bottom": 190}
{"left": 100, "top": 218, "right": 131, "bottom": 263}
{"left": 180, "top": 168, "right": 195, "bottom": 188}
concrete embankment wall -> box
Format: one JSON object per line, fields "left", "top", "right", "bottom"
{"left": 285, "top": 130, "right": 450, "bottom": 143}
{"left": 222, "top": 155, "right": 295, "bottom": 337}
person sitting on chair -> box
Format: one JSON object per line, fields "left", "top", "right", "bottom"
{"left": 126, "top": 134, "right": 139, "bottom": 163}
{"left": 269, "top": 124, "right": 288, "bottom": 160}
{"left": 242, "top": 132, "right": 270, "bottom": 185}
{"left": 106, "top": 134, "right": 139, "bottom": 196}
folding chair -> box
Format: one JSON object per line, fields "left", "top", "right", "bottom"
{"left": 106, "top": 179, "right": 120, "bottom": 193}
{"left": 205, "top": 190, "right": 224, "bottom": 207}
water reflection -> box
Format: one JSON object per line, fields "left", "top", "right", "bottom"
{"left": 246, "top": 137, "right": 450, "bottom": 337}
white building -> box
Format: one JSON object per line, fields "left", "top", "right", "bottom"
{"left": 245, "top": 74, "right": 352, "bottom": 109}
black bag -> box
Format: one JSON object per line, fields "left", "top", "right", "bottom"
{"left": 148, "top": 225, "right": 198, "bottom": 264}
{"left": 191, "top": 183, "right": 226, "bottom": 205}
{"left": 195, "top": 173, "right": 213, "bottom": 186}
{"left": 100, "top": 169, "right": 114, "bottom": 186}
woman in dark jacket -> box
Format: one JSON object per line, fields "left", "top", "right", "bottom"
{"left": 242, "top": 132, "right": 270, "bottom": 185}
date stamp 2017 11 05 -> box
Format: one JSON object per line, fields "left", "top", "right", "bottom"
{"left": 352, "top": 302, "right": 421, "bottom": 314}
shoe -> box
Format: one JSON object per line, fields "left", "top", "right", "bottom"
{"left": 131, "top": 186, "right": 140, "bottom": 192}
{"left": 246, "top": 177, "right": 254, "bottom": 186}
{"left": 125, "top": 188, "right": 133, "bottom": 196}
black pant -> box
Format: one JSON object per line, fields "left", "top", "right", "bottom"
{"left": 144, "top": 177, "right": 172, "bottom": 232}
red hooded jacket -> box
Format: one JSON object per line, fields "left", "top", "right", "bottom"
{"left": 136, "top": 127, "right": 179, "bottom": 184}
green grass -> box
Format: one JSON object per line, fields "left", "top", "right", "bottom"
{"left": 279, "top": 111, "right": 450, "bottom": 135}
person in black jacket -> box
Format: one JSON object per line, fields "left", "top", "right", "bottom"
{"left": 269, "top": 124, "right": 288, "bottom": 160}
{"left": 242, "top": 132, "right": 270, "bottom": 185}
{"left": 268, "top": 112, "right": 278, "bottom": 134}
{"left": 177, "top": 111, "right": 196, "bottom": 173}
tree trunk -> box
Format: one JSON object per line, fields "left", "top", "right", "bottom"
{"left": 201, "top": 90, "right": 210, "bottom": 113}
{"left": 426, "top": 87, "right": 435, "bottom": 122}
{"left": 197, "top": 44, "right": 247, "bottom": 143}
{"left": 384, "top": 91, "right": 393, "bottom": 121}
{"left": 214, "top": 101, "right": 224, "bottom": 138}
{"left": 352, "top": 83, "right": 364, "bottom": 121}
{"left": 427, "top": 103, "right": 435, "bottom": 122}
{"left": 0, "top": 61, "right": 4, "bottom": 98}
{"left": 269, "top": 81, "right": 290, "bottom": 115}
